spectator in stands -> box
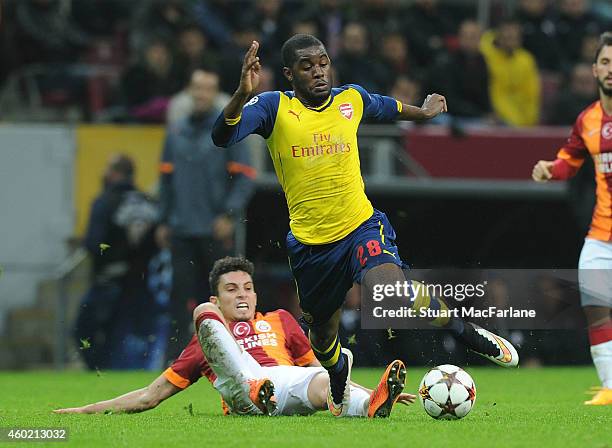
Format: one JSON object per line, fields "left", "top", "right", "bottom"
{"left": 236, "top": 0, "right": 289, "bottom": 63}
{"left": 428, "top": 19, "right": 491, "bottom": 122}
{"left": 12, "top": 0, "right": 93, "bottom": 114}
{"left": 14, "top": 0, "right": 90, "bottom": 65}
{"left": 71, "top": 0, "right": 129, "bottom": 39}
{"left": 176, "top": 24, "right": 220, "bottom": 87}
{"left": 355, "top": 0, "right": 402, "bottom": 43}
{"left": 75, "top": 155, "right": 158, "bottom": 370}
{"left": 120, "top": 37, "right": 183, "bottom": 123}
{"left": 300, "top": 0, "right": 356, "bottom": 60}
{"left": 217, "top": 26, "right": 264, "bottom": 95}
{"left": 334, "top": 21, "right": 386, "bottom": 92}
{"left": 191, "top": 0, "right": 235, "bottom": 49}
{"left": 156, "top": 69, "right": 255, "bottom": 362}
{"left": 130, "top": 0, "right": 189, "bottom": 52}
{"left": 554, "top": 0, "right": 604, "bottom": 65}
{"left": 389, "top": 75, "right": 422, "bottom": 109}
{"left": 167, "top": 65, "right": 230, "bottom": 125}
{"left": 517, "top": 0, "right": 565, "bottom": 72}
{"left": 480, "top": 19, "right": 540, "bottom": 127}
{"left": 401, "top": 0, "right": 455, "bottom": 66}
{"left": 550, "top": 63, "right": 598, "bottom": 125}
{"left": 378, "top": 32, "right": 419, "bottom": 92}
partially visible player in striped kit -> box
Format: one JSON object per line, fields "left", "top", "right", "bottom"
{"left": 533, "top": 32, "right": 612, "bottom": 406}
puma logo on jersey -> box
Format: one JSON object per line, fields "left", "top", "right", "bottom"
{"left": 288, "top": 110, "right": 302, "bottom": 121}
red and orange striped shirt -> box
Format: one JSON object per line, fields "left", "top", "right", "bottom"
{"left": 552, "top": 101, "right": 612, "bottom": 241}
{"left": 163, "top": 309, "right": 315, "bottom": 389}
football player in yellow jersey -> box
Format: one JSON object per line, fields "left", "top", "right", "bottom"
{"left": 213, "top": 34, "right": 519, "bottom": 417}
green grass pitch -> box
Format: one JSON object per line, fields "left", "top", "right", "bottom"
{"left": 0, "top": 367, "right": 610, "bottom": 447}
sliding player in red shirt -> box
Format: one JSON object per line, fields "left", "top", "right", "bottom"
{"left": 533, "top": 32, "right": 612, "bottom": 405}
{"left": 54, "top": 257, "right": 412, "bottom": 417}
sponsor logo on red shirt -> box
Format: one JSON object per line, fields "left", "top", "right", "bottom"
{"left": 233, "top": 321, "right": 251, "bottom": 338}
{"left": 602, "top": 122, "right": 612, "bottom": 140}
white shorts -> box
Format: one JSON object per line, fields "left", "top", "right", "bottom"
{"left": 578, "top": 238, "right": 612, "bottom": 308}
{"left": 262, "top": 365, "right": 326, "bottom": 416}
{"left": 213, "top": 350, "right": 325, "bottom": 416}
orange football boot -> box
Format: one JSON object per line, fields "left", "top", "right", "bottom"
{"left": 367, "top": 360, "right": 406, "bottom": 418}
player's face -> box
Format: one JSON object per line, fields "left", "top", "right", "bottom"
{"left": 213, "top": 271, "right": 257, "bottom": 322}
{"left": 286, "top": 45, "right": 332, "bottom": 106}
{"left": 593, "top": 45, "right": 612, "bottom": 97}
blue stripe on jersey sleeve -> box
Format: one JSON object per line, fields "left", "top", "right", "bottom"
{"left": 341, "top": 84, "right": 399, "bottom": 122}
{"left": 212, "top": 91, "right": 280, "bottom": 147}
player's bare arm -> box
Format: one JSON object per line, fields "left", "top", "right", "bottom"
{"left": 398, "top": 93, "right": 448, "bottom": 121}
{"left": 223, "top": 41, "right": 261, "bottom": 120}
{"left": 532, "top": 160, "right": 554, "bottom": 182}
{"left": 53, "top": 374, "right": 181, "bottom": 414}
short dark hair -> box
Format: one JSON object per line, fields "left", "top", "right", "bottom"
{"left": 594, "top": 32, "right": 612, "bottom": 62}
{"left": 109, "top": 154, "right": 134, "bottom": 179}
{"left": 208, "top": 256, "right": 255, "bottom": 296}
{"left": 189, "top": 65, "right": 219, "bottom": 80}
{"left": 281, "top": 34, "right": 325, "bottom": 67}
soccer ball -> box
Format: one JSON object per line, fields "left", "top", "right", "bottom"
{"left": 418, "top": 364, "right": 476, "bottom": 420}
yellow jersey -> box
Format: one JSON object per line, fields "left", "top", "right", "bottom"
{"left": 212, "top": 84, "right": 401, "bottom": 244}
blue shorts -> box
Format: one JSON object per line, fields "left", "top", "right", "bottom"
{"left": 286, "top": 209, "right": 405, "bottom": 326}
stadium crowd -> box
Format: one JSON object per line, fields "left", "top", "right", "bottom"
{"left": 0, "top": 0, "right": 610, "bottom": 126}
{"left": 2, "top": 0, "right": 608, "bottom": 372}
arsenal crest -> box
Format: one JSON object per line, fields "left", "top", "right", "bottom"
{"left": 339, "top": 103, "right": 353, "bottom": 120}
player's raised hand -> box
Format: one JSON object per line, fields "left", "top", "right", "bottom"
{"left": 238, "top": 41, "right": 261, "bottom": 96}
{"left": 532, "top": 160, "right": 554, "bottom": 182}
{"left": 420, "top": 93, "right": 447, "bottom": 119}
{"left": 396, "top": 392, "right": 416, "bottom": 405}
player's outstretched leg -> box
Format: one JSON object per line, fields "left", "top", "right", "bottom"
{"left": 367, "top": 359, "right": 406, "bottom": 418}
{"left": 363, "top": 264, "right": 519, "bottom": 368}
{"left": 456, "top": 323, "right": 519, "bottom": 368}
{"left": 308, "top": 310, "right": 353, "bottom": 416}
{"left": 408, "top": 280, "right": 519, "bottom": 367}
{"left": 194, "top": 303, "right": 276, "bottom": 415}
{"left": 321, "top": 346, "right": 352, "bottom": 416}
